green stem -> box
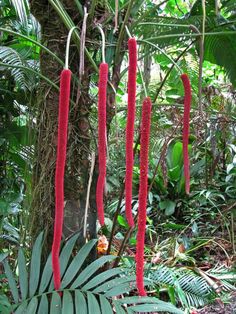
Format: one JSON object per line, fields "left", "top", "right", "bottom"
{"left": 0, "top": 27, "right": 63, "bottom": 66}
{"left": 114, "top": 0, "right": 135, "bottom": 65}
{"left": 198, "top": 0, "right": 206, "bottom": 116}
{"left": 103, "top": 1, "right": 129, "bottom": 25}
{"left": 0, "top": 62, "right": 77, "bottom": 106}
{"left": 138, "top": 22, "right": 193, "bottom": 28}
{"left": 144, "top": 31, "right": 236, "bottom": 41}
{"left": 73, "top": 0, "right": 83, "bottom": 16}
{"left": 152, "top": 42, "right": 193, "bottom": 103}
{"left": 88, "top": 0, "right": 96, "bottom": 23}
{"left": 133, "top": 0, "right": 169, "bottom": 28}
{"left": 0, "top": 62, "right": 59, "bottom": 90}
{"left": 48, "top": 0, "right": 98, "bottom": 72}
{"left": 139, "top": 39, "right": 182, "bottom": 74}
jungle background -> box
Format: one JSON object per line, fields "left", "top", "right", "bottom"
{"left": 1, "top": 0, "right": 236, "bottom": 313}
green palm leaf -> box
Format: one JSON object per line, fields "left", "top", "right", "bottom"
{"left": 0, "top": 233, "right": 183, "bottom": 314}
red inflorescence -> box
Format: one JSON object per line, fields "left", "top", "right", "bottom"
{"left": 136, "top": 97, "right": 152, "bottom": 296}
{"left": 181, "top": 73, "right": 192, "bottom": 195}
{"left": 125, "top": 38, "right": 137, "bottom": 227}
{"left": 96, "top": 62, "right": 108, "bottom": 226}
{"left": 52, "top": 69, "right": 71, "bottom": 291}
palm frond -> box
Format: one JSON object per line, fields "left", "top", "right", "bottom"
{"left": 9, "top": 0, "right": 29, "bottom": 28}
{"left": 150, "top": 264, "right": 236, "bottom": 309}
{"left": 204, "top": 30, "right": 236, "bottom": 86}
{"left": 9, "top": 0, "right": 39, "bottom": 31}
{"left": 1, "top": 232, "right": 183, "bottom": 314}
{"left": 0, "top": 46, "right": 39, "bottom": 90}
{"left": 150, "top": 265, "right": 216, "bottom": 308}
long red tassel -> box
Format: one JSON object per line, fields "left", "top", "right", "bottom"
{"left": 96, "top": 63, "right": 108, "bottom": 226}
{"left": 125, "top": 38, "right": 137, "bottom": 227}
{"left": 52, "top": 69, "right": 71, "bottom": 291}
{"left": 181, "top": 73, "right": 192, "bottom": 195}
{"left": 136, "top": 97, "right": 152, "bottom": 296}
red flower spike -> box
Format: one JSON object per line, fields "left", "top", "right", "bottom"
{"left": 136, "top": 97, "right": 152, "bottom": 297}
{"left": 52, "top": 69, "right": 71, "bottom": 291}
{"left": 96, "top": 63, "right": 108, "bottom": 226}
{"left": 181, "top": 73, "right": 192, "bottom": 195}
{"left": 125, "top": 38, "right": 137, "bottom": 227}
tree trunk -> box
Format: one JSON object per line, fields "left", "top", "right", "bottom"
{"left": 29, "top": 0, "right": 126, "bottom": 260}
{"left": 29, "top": 0, "right": 97, "bottom": 258}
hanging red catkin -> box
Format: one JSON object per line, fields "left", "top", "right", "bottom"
{"left": 52, "top": 69, "right": 71, "bottom": 291}
{"left": 136, "top": 97, "right": 152, "bottom": 297}
{"left": 125, "top": 38, "right": 137, "bottom": 227}
{"left": 181, "top": 73, "right": 192, "bottom": 195}
{"left": 96, "top": 62, "right": 108, "bottom": 226}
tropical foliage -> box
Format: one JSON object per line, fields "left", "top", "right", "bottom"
{"left": 0, "top": 233, "right": 183, "bottom": 314}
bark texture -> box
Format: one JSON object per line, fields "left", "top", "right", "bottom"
{"left": 30, "top": 0, "right": 96, "bottom": 258}
{"left": 29, "top": 0, "right": 126, "bottom": 259}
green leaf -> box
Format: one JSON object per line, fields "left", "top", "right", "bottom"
{"left": 18, "top": 249, "right": 28, "bottom": 300}
{"left": 62, "top": 291, "right": 73, "bottom": 314}
{"left": 162, "top": 223, "right": 186, "bottom": 230}
{"left": 3, "top": 259, "right": 19, "bottom": 303}
{"left": 117, "top": 215, "right": 129, "bottom": 228}
{"left": 50, "top": 292, "right": 61, "bottom": 314}
{"left": 60, "top": 233, "right": 81, "bottom": 275}
{"left": 26, "top": 297, "right": 38, "bottom": 314}
{"left": 29, "top": 232, "right": 44, "bottom": 297}
{"left": 92, "top": 276, "right": 136, "bottom": 293}
{"left": 168, "top": 286, "right": 176, "bottom": 305}
{"left": 129, "top": 303, "right": 184, "bottom": 313}
{"left": 169, "top": 165, "right": 181, "bottom": 181}
{"left": 82, "top": 268, "right": 124, "bottom": 291}
{"left": 204, "top": 33, "right": 236, "bottom": 86}
{"left": 38, "top": 253, "right": 52, "bottom": 293}
{"left": 104, "top": 280, "right": 137, "bottom": 297}
{"left": 191, "top": 158, "right": 205, "bottom": 175}
{"left": 38, "top": 294, "right": 48, "bottom": 314}
{"left": 118, "top": 296, "right": 166, "bottom": 304}
{"left": 75, "top": 291, "right": 87, "bottom": 314}
{"left": 0, "top": 252, "right": 8, "bottom": 263}
{"left": 171, "top": 142, "right": 183, "bottom": 168}
{"left": 0, "top": 294, "right": 11, "bottom": 314}
{"left": 71, "top": 255, "right": 116, "bottom": 288}
{"left": 49, "top": 232, "right": 80, "bottom": 291}
{"left": 159, "top": 200, "right": 176, "bottom": 216}
{"left": 14, "top": 301, "right": 28, "bottom": 314}
{"left": 87, "top": 292, "right": 101, "bottom": 314}
{"left": 99, "top": 295, "right": 113, "bottom": 314}
{"left": 61, "top": 239, "right": 97, "bottom": 288}
{"left": 114, "top": 301, "right": 126, "bottom": 314}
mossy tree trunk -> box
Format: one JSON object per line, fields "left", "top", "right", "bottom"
{"left": 29, "top": 0, "right": 126, "bottom": 259}
{"left": 29, "top": 0, "right": 97, "bottom": 258}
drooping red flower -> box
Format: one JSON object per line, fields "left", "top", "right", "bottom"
{"left": 136, "top": 97, "right": 152, "bottom": 296}
{"left": 52, "top": 69, "right": 71, "bottom": 291}
{"left": 96, "top": 62, "right": 108, "bottom": 226}
{"left": 125, "top": 38, "right": 137, "bottom": 227}
{"left": 181, "top": 73, "right": 192, "bottom": 195}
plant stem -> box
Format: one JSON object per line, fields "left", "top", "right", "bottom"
{"left": 73, "top": 0, "right": 83, "bottom": 16}
{"left": 144, "top": 31, "right": 236, "bottom": 41}
{"left": 0, "top": 27, "right": 63, "bottom": 66}
{"left": 107, "top": 136, "right": 140, "bottom": 255}
{"left": 114, "top": 0, "right": 135, "bottom": 65}
{"left": 48, "top": 0, "right": 98, "bottom": 72}
{"left": 152, "top": 42, "right": 193, "bottom": 103}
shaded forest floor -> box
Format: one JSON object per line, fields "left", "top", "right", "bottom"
{"left": 198, "top": 293, "right": 236, "bottom": 314}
